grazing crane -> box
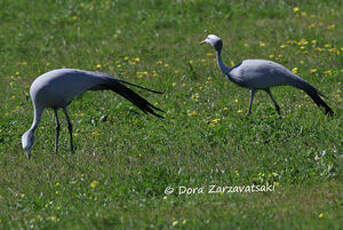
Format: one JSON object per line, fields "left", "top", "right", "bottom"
{"left": 21, "top": 68, "right": 164, "bottom": 158}
{"left": 200, "top": 34, "right": 333, "bottom": 116}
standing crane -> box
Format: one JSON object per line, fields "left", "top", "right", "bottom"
{"left": 21, "top": 68, "right": 164, "bottom": 158}
{"left": 200, "top": 34, "right": 333, "bottom": 116}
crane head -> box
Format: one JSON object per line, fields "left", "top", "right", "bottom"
{"left": 22, "top": 130, "right": 34, "bottom": 158}
{"left": 200, "top": 34, "right": 223, "bottom": 51}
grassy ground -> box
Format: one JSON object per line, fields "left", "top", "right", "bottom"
{"left": 0, "top": 0, "right": 342, "bottom": 229}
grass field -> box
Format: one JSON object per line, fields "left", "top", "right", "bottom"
{"left": 1, "top": 0, "right": 343, "bottom": 229}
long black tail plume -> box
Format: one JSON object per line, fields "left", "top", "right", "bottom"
{"left": 106, "top": 79, "right": 164, "bottom": 118}
{"left": 306, "top": 90, "right": 334, "bottom": 116}
{"left": 290, "top": 75, "right": 334, "bottom": 115}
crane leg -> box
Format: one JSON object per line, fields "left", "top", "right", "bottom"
{"left": 54, "top": 109, "right": 60, "bottom": 153}
{"left": 62, "top": 108, "right": 74, "bottom": 152}
{"left": 247, "top": 89, "right": 256, "bottom": 115}
{"left": 265, "top": 89, "right": 280, "bottom": 114}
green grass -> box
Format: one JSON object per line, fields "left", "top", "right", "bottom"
{"left": 1, "top": 0, "right": 343, "bottom": 229}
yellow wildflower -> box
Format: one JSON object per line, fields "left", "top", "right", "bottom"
{"left": 191, "top": 93, "right": 199, "bottom": 100}
{"left": 309, "top": 69, "right": 317, "bottom": 74}
{"left": 301, "top": 11, "right": 307, "bottom": 17}
{"left": 259, "top": 41, "right": 265, "bottom": 47}
{"left": 324, "top": 70, "right": 332, "bottom": 76}
{"left": 172, "top": 221, "right": 178, "bottom": 226}
{"left": 308, "top": 23, "right": 316, "bottom": 29}
{"left": 293, "top": 7, "right": 299, "bottom": 13}
{"left": 96, "top": 64, "right": 101, "bottom": 69}
{"left": 134, "top": 57, "right": 140, "bottom": 62}
{"left": 188, "top": 111, "right": 197, "bottom": 116}
{"left": 327, "top": 24, "right": 335, "bottom": 30}
{"left": 48, "top": 216, "right": 57, "bottom": 222}
{"left": 90, "top": 180, "right": 99, "bottom": 188}
{"left": 136, "top": 71, "right": 148, "bottom": 79}
{"left": 210, "top": 118, "right": 221, "bottom": 126}
{"left": 152, "top": 70, "right": 158, "bottom": 77}
{"left": 298, "top": 40, "right": 308, "bottom": 46}
{"left": 237, "top": 109, "right": 243, "bottom": 113}
{"left": 280, "top": 44, "right": 287, "bottom": 49}
{"left": 291, "top": 67, "right": 298, "bottom": 74}
{"left": 328, "top": 48, "right": 337, "bottom": 53}
{"left": 206, "top": 52, "right": 215, "bottom": 57}
{"left": 318, "top": 213, "right": 324, "bottom": 218}
{"left": 286, "top": 40, "right": 296, "bottom": 44}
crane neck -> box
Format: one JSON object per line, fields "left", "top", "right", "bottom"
{"left": 216, "top": 49, "right": 232, "bottom": 76}
{"left": 28, "top": 105, "right": 43, "bottom": 133}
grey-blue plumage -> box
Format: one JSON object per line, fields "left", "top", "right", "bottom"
{"left": 201, "top": 34, "right": 333, "bottom": 116}
{"left": 22, "top": 69, "right": 164, "bottom": 158}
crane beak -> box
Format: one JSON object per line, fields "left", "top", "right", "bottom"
{"left": 200, "top": 40, "right": 207, "bottom": 45}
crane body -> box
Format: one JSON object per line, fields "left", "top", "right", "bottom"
{"left": 22, "top": 68, "right": 164, "bottom": 158}
{"left": 201, "top": 34, "right": 333, "bottom": 115}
